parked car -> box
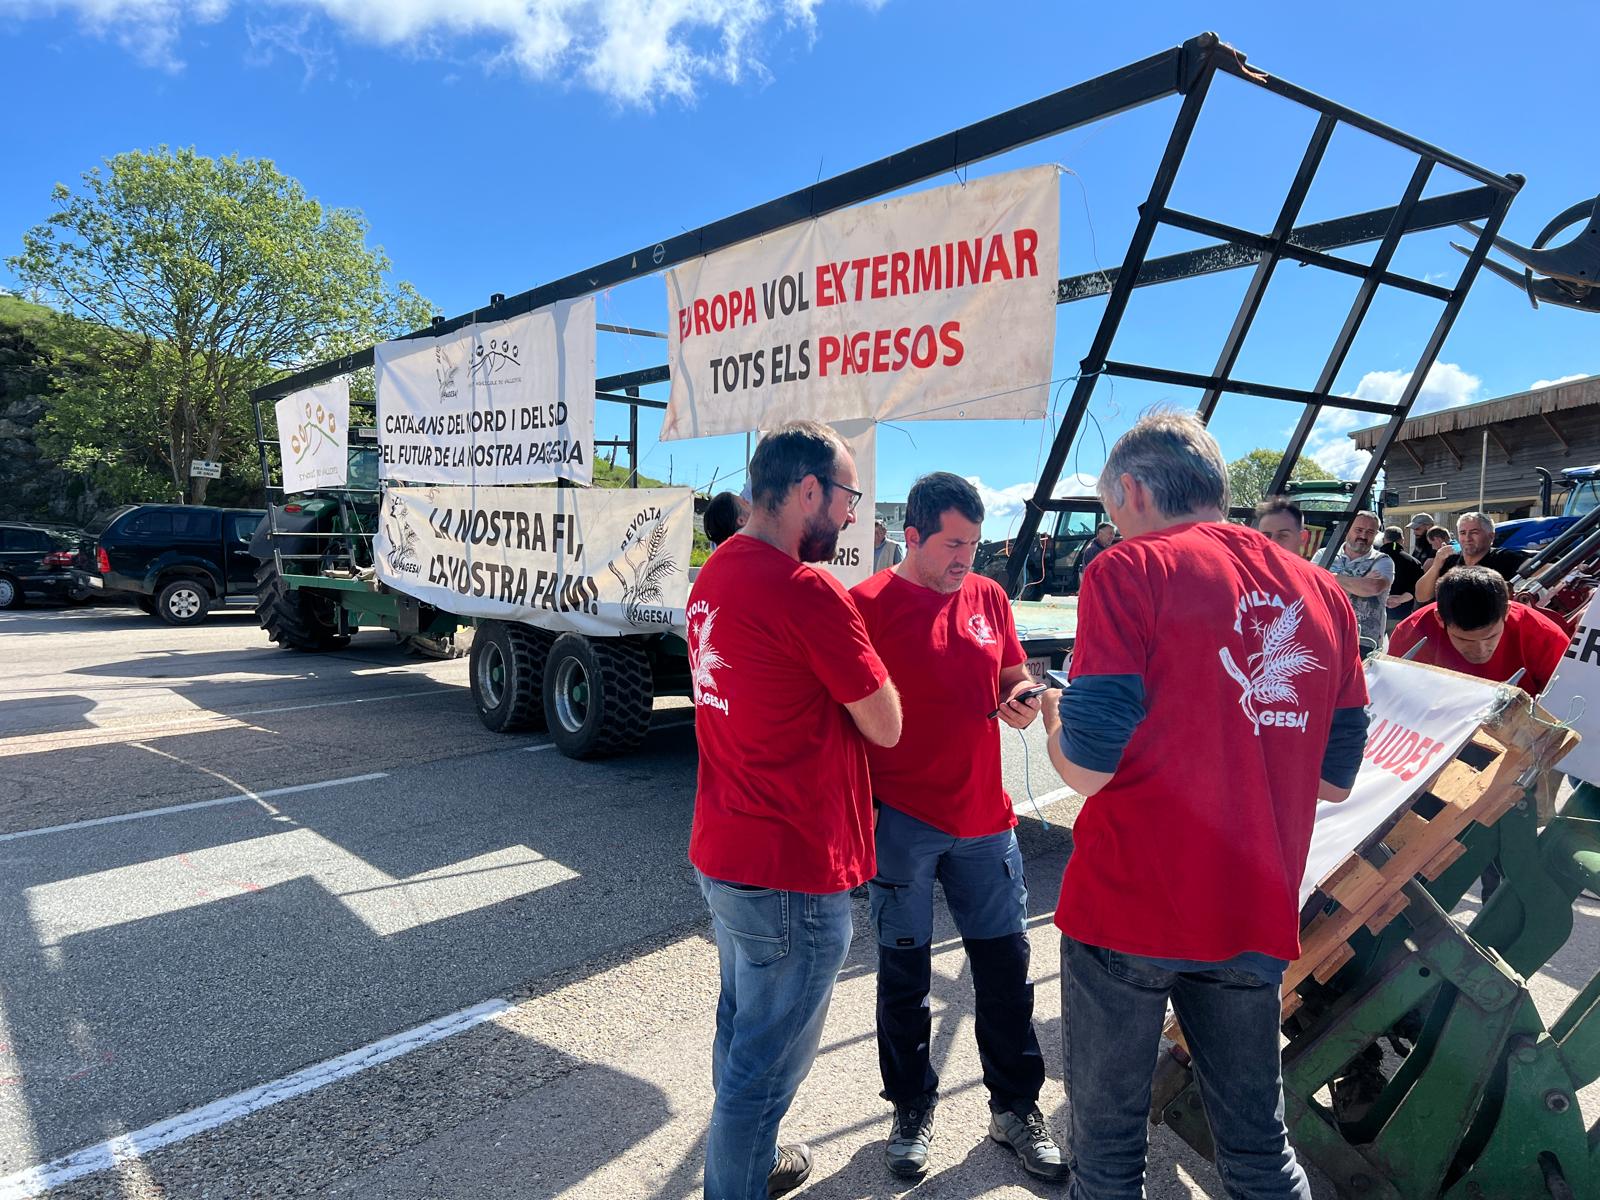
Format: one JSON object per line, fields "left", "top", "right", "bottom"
{"left": 74, "top": 504, "right": 267, "bottom": 626}
{"left": 0, "top": 521, "right": 89, "bottom": 609}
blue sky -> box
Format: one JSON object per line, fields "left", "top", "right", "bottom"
{"left": 3, "top": 0, "right": 1597, "bottom": 536}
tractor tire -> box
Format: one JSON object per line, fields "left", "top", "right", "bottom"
{"left": 254, "top": 560, "right": 349, "bottom": 651}
{"left": 542, "top": 633, "right": 653, "bottom": 759}
{"left": 471, "top": 621, "right": 551, "bottom": 733}
{"left": 156, "top": 578, "right": 210, "bottom": 626}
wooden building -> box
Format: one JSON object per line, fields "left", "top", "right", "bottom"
{"left": 1350, "top": 375, "right": 1600, "bottom": 526}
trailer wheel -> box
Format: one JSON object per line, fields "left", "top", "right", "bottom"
{"left": 254, "top": 560, "right": 349, "bottom": 651}
{"left": 471, "top": 621, "right": 551, "bottom": 733}
{"left": 542, "top": 634, "right": 653, "bottom": 759}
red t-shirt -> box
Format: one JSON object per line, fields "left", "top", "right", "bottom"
{"left": 687, "top": 536, "right": 889, "bottom": 893}
{"left": 1056, "top": 523, "right": 1368, "bottom": 963}
{"left": 850, "top": 569, "right": 1027, "bottom": 837}
{"left": 1388, "top": 601, "right": 1570, "bottom": 695}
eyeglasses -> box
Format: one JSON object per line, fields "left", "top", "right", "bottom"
{"left": 824, "top": 477, "right": 864, "bottom": 516}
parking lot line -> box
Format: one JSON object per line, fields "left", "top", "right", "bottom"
{"left": 0, "top": 998, "right": 510, "bottom": 1200}
{"left": 0, "top": 772, "right": 388, "bottom": 843}
{"left": 232, "top": 687, "right": 454, "bottom": 718}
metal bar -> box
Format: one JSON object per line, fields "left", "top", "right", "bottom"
{"left": 1339, "top": 180, "right": 1522, "bottom": 544}
{"left": 1197, "top": 113, "right": 1336, "bottom": 422}
{"left": 1269, "top": 158, "right": 1436, "bottom": 498}
{"left": 1055, "top": 188, "right": 1498, "bottom": 304}
{"left": 597, "top": 391, "right": 667, "bottom": 410}
{"left": 252, "top": 41, "right": 1199, "bottom": 406}
{"left": 1103, "top": 361, "right": 1401, "bottom": 416}
{"left": 1211, "top": 48, "right": 1518, "bottom": 191}
{"left": 1007, "top": 44, "right": 1220, "bottom": 595}
{"left": 1157, "top": 208, "right": 1453, "bottom": 302}
{"left": 596, "top": 322, "right": 667, "bottom": 339}
{"left": 597, "top": 365, "right": 670, "bottom": 393}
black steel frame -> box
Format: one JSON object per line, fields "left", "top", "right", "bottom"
{"left": 249, "top": 32, "right": 1521, "bottom": 589}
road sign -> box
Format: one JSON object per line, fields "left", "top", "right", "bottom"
{"left": 190, "top": 460, "right": 222, "bottom": 479}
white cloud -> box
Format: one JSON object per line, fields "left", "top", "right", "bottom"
{"left": 1530, "top": 373, "right": 1590, "bottom": 390}
{"left": 12, "top": 0, "right": 835, "bottom": 102}
{"left": 967, "top": 472, "right": 1097, "bottom": 540}
{"left": 245, "top": 13, "right": 335, "bottom": 84}
{"left": 1305, "top": 361, "right": 1482, "bottom": 480}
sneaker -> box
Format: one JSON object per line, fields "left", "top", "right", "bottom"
{"left": 768, "top": 1143, "right": 813, "bottom": 1197}
{"left": 989, "top": 1106, "right": 1069, "bottom": 1183}
{"left": 885, "top": 1101, "right": 937, "bottom": 1178}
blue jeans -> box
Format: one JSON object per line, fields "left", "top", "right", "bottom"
{"left": 870, "top": 804, "right": 1043, "bottom": 1113}
{"left": 698, "top": 871, "right": 854, "bottom": 1200}
{"left": 1060, "top": 936, "right": 1311, "bottom": 1200}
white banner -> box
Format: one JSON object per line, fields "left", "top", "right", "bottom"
{"left": 373, "top": 485, "right": 693, "bottom": 637}
{"left": 817, "top": 419, "right": 877, "bottom": 590}
{"left": 661, "top": 165, "right": 1060, "bottom": 441}
{"left": 276, "top": 378, "right": 349, "bottom": 495}
{"left": 375, "top": 298, "right": 595, "bottom": 486}
{"left": 1300, "top": 657, "right": 1503, "bottom": 905}
{"left": 1540, "top": 610, "right": 1599, "bottom": 786}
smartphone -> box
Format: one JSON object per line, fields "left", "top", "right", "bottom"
{"left": 1046, "top": 669, "right": 1072, "bottom": 690}
{"left": 987, "top": 682, "right": 1048, "bottom": 719}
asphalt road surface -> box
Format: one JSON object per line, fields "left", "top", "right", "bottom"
{"left": 0, "top": 603, "right": 1594, "bottom": 1199}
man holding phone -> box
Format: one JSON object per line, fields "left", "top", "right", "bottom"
{"left": 850, "top": 472, "right": 1065, "bottom": 1183}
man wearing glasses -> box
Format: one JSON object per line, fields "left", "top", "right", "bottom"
{"left": 687, "top": 420, "right": 901, "bottom": 1200}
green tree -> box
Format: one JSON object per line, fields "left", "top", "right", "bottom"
{"left": 10, "top": 147, "right": 431, "bottom": 505}
{"left": 1228, "top": 448, "right": 1336, "bottom": 511}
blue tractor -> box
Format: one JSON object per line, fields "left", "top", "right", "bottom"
{"left": 1494, "top": 464, "right": 1600, "bottom": 552}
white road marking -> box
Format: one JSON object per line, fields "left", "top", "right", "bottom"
{"left": 0, "top": 998, "right": 510, "bottom": 1200}
{"left": 0, "top": 773, "right": 387, "bottom": 843}
{"left": 524, "top": 743, "right": 556, "bottom": 753}
{"left": 232, "top": 687, "right": 454, "bottom": 717}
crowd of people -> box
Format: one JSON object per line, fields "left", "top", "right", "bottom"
{"left": 684, "top": 412, "right": 1389, "bottom": 1199}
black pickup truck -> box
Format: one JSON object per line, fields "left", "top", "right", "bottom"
{"left": 75, "top": 504, "right": 266, "bottom": 625}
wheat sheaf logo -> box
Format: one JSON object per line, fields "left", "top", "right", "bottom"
{"left": 434, "top": 344, "right": 459, "bottom": 401}
{"left": 608, "top": 512, "right": 679, "bottom": 627}
{"left": 384, "top": 494, "right": 421, "bottom": 576}
{"left": 1219, "top": 597, "right": 1321, "bottom": 735}
{"left": 688, "top": 607, "right": 726, "bottom": 695}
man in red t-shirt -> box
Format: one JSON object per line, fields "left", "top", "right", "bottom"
{"left": 1039, "top": 410, "right": 1369, "bottom": 1200}
{"left": 1388, "top": 565, "right": 1569, "bottom": 695}
{"left": 687, "top": 420, "right": 901, "bottom": 1200}
{"left": 851, "top": 472, "right": 1064, "bottom": 1183}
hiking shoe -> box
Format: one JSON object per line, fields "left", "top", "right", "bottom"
{"left": 989, "top": 1106, "right": 1069, "bottom": 1183}
{"left": 768, "top": 1143, "right": 813, "bottom": 1197}
{"left": 885, "top": 1101, "right": 937, "bottom": 1178}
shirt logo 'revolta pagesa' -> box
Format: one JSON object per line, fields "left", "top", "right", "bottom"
{"left": 1219, "top": 593, "right": 1323, "bottom": 736}
{"left": 686, "top": 599, "right": 729, "bottom": 715}
{"left": 966, "top": 612, "right": 996, "bottom": 647}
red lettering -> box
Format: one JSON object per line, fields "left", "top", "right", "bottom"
{"left": 890, "top": 251, "right": 910, "bottom": 297}
{"left": 871, "top": 327, "right": 892, "bottom": 372}
{"left": 678, "top": 307, "right": 690, "bottom": 342}
{"left": 981, "top": 233, "right": 1014, "bottom": 283}
{"left": 891, "top": 327, "right": 912, "bottom": 370}
{"left": 692, "top": 298, "right": 709, "bottom": 337}
{"left": 870, "top": 253, "right": 890, "bottom": 299}
{"left": 817, "top": 335, "right": 840, "bottom": 376}
{"left": 1013, "top": 227, "right": 1039, "bottom": 278}
{"left": 939, "top": 320, "right": 964, "bottom": 366}
{"left": 848, "top": 330, "right": 871, "bottom": 373}
{"left": 727, "top": 288, "right": 743, "bottom": 327}
{"left": 957, "top": 238, "right": 982, "bottom": 286}
{"left": 911, "top": 247, "right": 942, "bottom": 293}
{"left": 710, "top": 293, "right": 727, "bottom": 330}
{"left": 850, "top": 257, "right": 871, "bottom": 301}
{"left": 910, "top": 325, "right": 938, "bottom": 368}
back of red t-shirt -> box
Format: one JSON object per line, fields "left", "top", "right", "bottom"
{"left": 851, "top": 570, "right": 1026, "bottom": 837}
{"left": 1388, "top": 601, "right": 1570, "bottom": 695}
{"left": 687, "top": 536, "right": 889, "bottom": 893}
{"left": 1057, "top": 523, "right": 1367, "bottom": 963}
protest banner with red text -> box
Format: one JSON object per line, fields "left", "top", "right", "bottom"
{"left": 660, "top": 165, "right": 1060, "bottom": 440}
{"left": 1300, "top": 657, "right": 1504, "bottom": 904}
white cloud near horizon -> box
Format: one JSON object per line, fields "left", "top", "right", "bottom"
{"left": 1530, "top": 373, "right": 1590, "bottom": 390}
{"left": 10, "top": 0, "right": 848, "bottom": 102}
{"left": 1303, "top": 361, "right": 1482, "bottom": 480}
{"left": 966, "top": 472, "right": 1097, "bottom": 540}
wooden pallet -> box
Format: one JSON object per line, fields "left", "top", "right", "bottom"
{"left": 1167, "top": 670, "right": 1579, "bottom": 1043}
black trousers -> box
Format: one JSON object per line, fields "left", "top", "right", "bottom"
{"left": 876, "top": 932, "right": 1046, "bottom": 1115}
